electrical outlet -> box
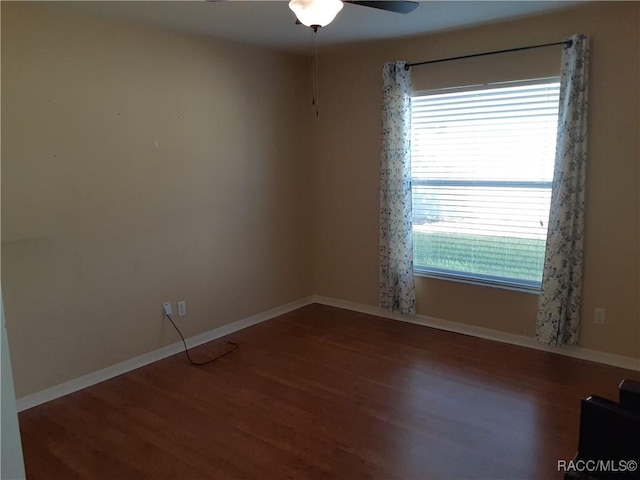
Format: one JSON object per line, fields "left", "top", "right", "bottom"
{"left": 594, "top": 308, "right": 605, "bottom": 325}
{"left": 177, "top": 300, "right": 186, "bottom": 317}
{"left": 162, "top": 302, "right": 173, "bottom": 316}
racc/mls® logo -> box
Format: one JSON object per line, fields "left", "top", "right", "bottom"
{"left": 557, "top": 459, "right": 638, "bottom": 474}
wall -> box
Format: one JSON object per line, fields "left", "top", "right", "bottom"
{"left": 312, "top": 2, "right": 640, "bottom": 359}
{"left": 1, "top": 3, "right": 312, "bottom": 397}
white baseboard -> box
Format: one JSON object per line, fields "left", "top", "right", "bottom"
{"left": 16, "top": 296, "right": 316, "bottom": 412}
{"left": 311, "top": 295, "right": 640, "bottom": 372}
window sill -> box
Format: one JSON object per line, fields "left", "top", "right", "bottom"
{"left": 413, "top": 269, "right": 541, "bottom": 295}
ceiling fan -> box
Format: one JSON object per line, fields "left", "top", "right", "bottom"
{"left": 289, "top": 0, "right": 419, "bottom": 30}
{"left": 285, "top": 0, "right": 419, "bottom": 116}
{"left": 206, "top": 1, "right": 419, "bottom": 115}
{"left": 207, "top": 1, "right": 419, "bottom": 31}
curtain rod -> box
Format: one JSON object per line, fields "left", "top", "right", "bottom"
{"left": 405, "top": 40, "right": 572, "bottom": 69}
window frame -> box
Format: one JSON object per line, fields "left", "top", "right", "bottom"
{"left": 410, "top": 77, "right": 560, "bottom": 293}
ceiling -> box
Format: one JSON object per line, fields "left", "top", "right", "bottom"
{"left": 49, "top": 1, "right": 583, "bottom": 54}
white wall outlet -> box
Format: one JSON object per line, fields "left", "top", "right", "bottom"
{"left": 594, "top": 308, "right": 605, "bottom": 325}
{"left": 162, "top": 302, "right": 173, "bottom": 316}
{"left": 177, "top": 300, "right": 186, "bottom": 317}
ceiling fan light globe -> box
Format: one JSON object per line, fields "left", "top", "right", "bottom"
{"left": 288, "top": 0, "right": 344, "bottom": 28}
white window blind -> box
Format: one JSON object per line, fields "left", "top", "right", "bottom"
{"left": 411, "top": 79, "right": 560, "bottom": 290}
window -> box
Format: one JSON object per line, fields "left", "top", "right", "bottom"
{"left": 411, "top": 79, "right": 560, "bottom": 291}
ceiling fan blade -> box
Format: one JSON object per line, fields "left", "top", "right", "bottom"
{"left": 344, "top": 1, "right": 419, "bottom": 14}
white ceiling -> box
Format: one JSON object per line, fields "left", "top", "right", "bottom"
{"left": 49, "top": 1, "right": 583, "bottom": 54}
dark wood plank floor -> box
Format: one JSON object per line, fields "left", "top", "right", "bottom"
{"left": 19, "top": 304, "right": 639, "bottom": 480}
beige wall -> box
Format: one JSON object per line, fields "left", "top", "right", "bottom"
{"left": 312, "top": 2, "right": 640, "bottom": 359}
{"left": 1, "top": 3, "right": 312, "bottom": 397}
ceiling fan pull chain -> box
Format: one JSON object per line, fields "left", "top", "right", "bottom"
{"left": 313, "top": 29, "right": 319, "bottom": 117}
{"left": 310, "top": 28, "right": 319, "bottom": 117}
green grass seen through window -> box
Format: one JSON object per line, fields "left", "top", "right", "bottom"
{"left": 413, "top": 230, "right": 546, "bottom": 283}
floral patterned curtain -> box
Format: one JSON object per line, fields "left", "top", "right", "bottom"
{"left": 536, "top": 34, "right": 590, "bottom": 346}
{"left": 379, "top": 61, "right": 415, "bottom": 314}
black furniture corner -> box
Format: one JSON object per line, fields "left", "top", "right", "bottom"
{"left": 619, "top": 379, "right": 640, "bottom": 410}
{"left": 564, "top": 379, "right": 640, "bottom": 480}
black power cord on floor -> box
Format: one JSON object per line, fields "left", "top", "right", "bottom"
{"left": 165, "top": 313, "right": 239, "bottom": 366}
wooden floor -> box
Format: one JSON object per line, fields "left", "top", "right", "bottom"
{"left": 19, "top": 304, "right": 639, "bottom": 480}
